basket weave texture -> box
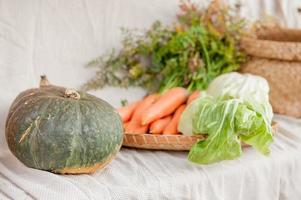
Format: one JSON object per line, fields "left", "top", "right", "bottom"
{"left": 123, "top": 134, "right": 204, "bottom": 151}
{"left": 123, "top": 123, "right": 277, "bottom": 151}
{"left": 240, "top": 27, "right": 301, "bottom": 117}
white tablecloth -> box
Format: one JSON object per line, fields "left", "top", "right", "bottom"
{"left": 1, "top": 115, "right": 301, "bottom": 200}
{"left": 1, "top": 0, "right": 301, "bottom": 199}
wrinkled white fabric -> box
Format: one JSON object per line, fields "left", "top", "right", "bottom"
{"left": 0, "top": 0, "right": 301, "bottom": 199}
{"left": 1, "top": 115, "right": 301, "bottom": 200}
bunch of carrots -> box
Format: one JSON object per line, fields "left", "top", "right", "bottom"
{"left": 117, "top": 87, "right": 200, "bottom": 135}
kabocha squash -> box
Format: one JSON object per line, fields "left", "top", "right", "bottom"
{"left": 5, "top": 76, "right": 123, "bottom": 174}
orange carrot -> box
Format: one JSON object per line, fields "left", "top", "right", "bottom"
{"left": 187, "top": 91, "right": 200, "bottom": 104}
{"left": 125, "top": 94, "right": 159, "bottom": 134}
{"left": 141, "top": 87, "right": 189, "bottom": 125}
{"left": 163, "top": 104, "right": 186, "bottom": 135}
{"left": 125, "top": 124, "right": 149, "bottom": 134}
{"left": 118, "top": 100, "right": 141, "bottom": 122}
{"left": 134, "top": 125, "right": 149, "bottom": 134}
{"left": 149, "top": 115, "right": 172, "bottom": 134}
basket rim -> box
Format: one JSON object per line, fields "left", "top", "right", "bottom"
{"left": 241, "top": 36, "right": 301, "bottom": 45}
{"left": 254, "top": 27, "right": 301, "bottom": 43}
{"left": 240, "top": 36, "right": 301, "bottom": 61}
{"left": 122, "top": 123, "right": 277, "bottom": 151}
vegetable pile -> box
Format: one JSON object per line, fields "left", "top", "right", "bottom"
{"left": 119, "top": 72, "right": 274, "bottom": 165}
{"left": 118, "top": 87, "right": 200, "bottom": 135}
{"left": 83, "top": 0, "right": 246, "bottom": 93}
{"left": 85, "top": 0, "right": 274, "bottom": 165}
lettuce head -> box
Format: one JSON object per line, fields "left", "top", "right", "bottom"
{"left": 179, "top": 72, "right": 273, "bottom": 164}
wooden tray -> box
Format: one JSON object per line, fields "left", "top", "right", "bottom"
{"left": 123, "top": 123, "right": 277, "bottom": 151}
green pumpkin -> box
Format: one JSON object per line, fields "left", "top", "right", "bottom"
{"left": 5, "top": 76, "right": 123, "bottom": 174}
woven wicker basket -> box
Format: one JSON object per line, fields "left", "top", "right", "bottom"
{"left": 123, "top": 123, "right": 277, "bottom": 151}
{"left": 240, "top": 27, "right": 301, "bottom": 117}
{"left": 123, "top": 134, "right": 204, "bottom": 151}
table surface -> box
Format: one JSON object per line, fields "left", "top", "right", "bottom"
{"left": 1, "top": 0, "right": 301, "bottom": 199}
{"left": 1, "top": 115, "right": 301, "bottom": 200}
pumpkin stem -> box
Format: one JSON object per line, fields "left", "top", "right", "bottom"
{"left": 65, "top": 89, "right": 81, "bottom": 100}
{"left": 40, "top": 75, "right": 50, "bottom": 87}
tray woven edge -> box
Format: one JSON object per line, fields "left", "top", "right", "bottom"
{"left": 122, "top": 122, "right": 277, "bottom": 151}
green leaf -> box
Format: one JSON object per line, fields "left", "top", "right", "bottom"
{"left": 184, "top": 97, "right": 273, "bottom": 165}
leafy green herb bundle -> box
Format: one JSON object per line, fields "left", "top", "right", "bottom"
{"left": 83, "top": 0, "right": 246, "bottom": 92}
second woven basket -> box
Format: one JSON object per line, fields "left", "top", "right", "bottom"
{"left": 240, "top": 27, "right": 301, "bottom": 117}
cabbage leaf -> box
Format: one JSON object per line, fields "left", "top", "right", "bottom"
{"left": 179, "top": 72, "right": 273, "bottom": 164}
{"left": 185, "top": 97, "right": 272, "bottom": 164}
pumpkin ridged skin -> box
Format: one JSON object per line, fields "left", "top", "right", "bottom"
{"left": 6, "top": 83, "right": 123, "bottom": 174}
